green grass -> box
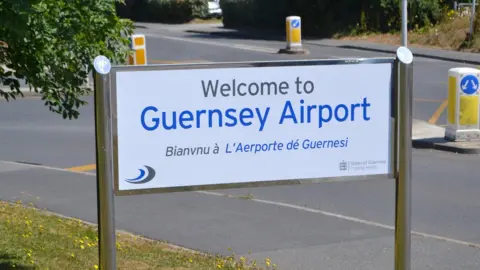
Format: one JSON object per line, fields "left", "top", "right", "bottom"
{"left": 0, "top": 201, "right": 276, "bottom": 270}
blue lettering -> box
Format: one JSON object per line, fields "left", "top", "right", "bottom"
{"left": 179, "top": 111, "right": 194, "bottom": 129}
{"left": 141, "top": 106, "right": 159, "bottom": 131}
{"left": 318, "top": 105, "right": 332, "bottom": 128}
{"left": 161, "top": 111, "right": 176, "bottom": 130}
{"left": 334, "top": 104, "right": 348, "bottom": 122}
{"left": 256, "top": 107, "right": 270, "bottom": 132}
{"left": 226, "top": 143, "right": 234, "bottom": 153}
{"left": 235, "top": 143, "right": 243, "bottom": 152}
{"left": 208, "top": 109, "right": 223, "bottom": 128}
{"left": 224, "top": 108, "right": 238, "bottom": 127}
{"left": 239, "top": 108, "right": 254, "bottom": 126}
{"left": 279, "top": 100, "right": 297, "bottom": 124}
{"left": 362, "top": 97, "right": 371, "bottom": 121}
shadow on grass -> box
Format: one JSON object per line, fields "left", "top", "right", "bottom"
{"left": 0, "top": 253, "right": 34, "bottom": 270}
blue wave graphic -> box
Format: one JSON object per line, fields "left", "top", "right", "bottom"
{"left": 125, "top": 165, "right": 156, "bottom": 184}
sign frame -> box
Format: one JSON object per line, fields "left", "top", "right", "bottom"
{"left": 105, "top": 58, "right": 398, "bottom": 196}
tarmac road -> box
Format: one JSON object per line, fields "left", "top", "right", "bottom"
{"left": 1, "top": 23, "right": 480, "bottom": 269}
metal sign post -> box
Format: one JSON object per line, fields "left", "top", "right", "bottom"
{"left": 93, "top": 56, "right": 117, "bottom": 270}
{"left": 395, "top": 0, "right": 413, "bottom": 268}
{"left": 470, "top": 0, "right": 477, "bottom": 38}
{"left": 394, "top": 46, "right": 414, "bottom": 270}
{"left": 401, "top": 0, "right": 408, "bottom": 46}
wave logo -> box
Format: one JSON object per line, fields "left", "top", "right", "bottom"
{"left": 125, "top": 165, "right": 156, "bottom": 184}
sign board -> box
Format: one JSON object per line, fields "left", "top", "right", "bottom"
{"left": 109, "top": 59, "right": 395, "bottom": 195}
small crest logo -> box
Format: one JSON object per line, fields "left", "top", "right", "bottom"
{"left": 339, "top": 160, "right": 348, "bottom": 171}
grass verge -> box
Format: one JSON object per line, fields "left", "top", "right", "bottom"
{"left": 0, "top": 200, "right": 276, "bottom": 270}
{"left": 335, "top": 14, "right": 479, "bottom": 53}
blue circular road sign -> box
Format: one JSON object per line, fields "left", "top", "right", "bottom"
{"left": 291, "top": 19, "right": 300, "bottom": 28}
{"left": 460, "top": 75, "right": 479, "bottom": 95}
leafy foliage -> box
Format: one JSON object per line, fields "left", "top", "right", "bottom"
{"left": 0, "top": 0, "right": 133, "bottom": 119}
{"left": 116, "top": 0, "right": 209, "bottom": 23}
{"left": 220, "top": 0, "right": 445, "bottom": 37}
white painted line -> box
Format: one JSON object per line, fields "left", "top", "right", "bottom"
{"left": 146, "top": 33, "right": 281, "bottom": 54}
{"left": 0, "top": 160, "right": 96, "bottom": 177}
{"left": 4, "top": 159, "right": 480, "bottom": 250}
{"left": 197, "top": 190, "right": 480, "bottom": 250}
{"left": 153, "top": 34, "right": 351, "bottom": 59}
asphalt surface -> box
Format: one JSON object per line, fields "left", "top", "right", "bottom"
{"left": 1, "top": 24, "right": 480, "bottom": 269}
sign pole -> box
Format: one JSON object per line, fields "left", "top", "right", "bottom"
{"left": 93, "top": 56, "right": 117, "bottom": 270}
{"left": 401, "top": 0, "right": 408, "bottom": 46}
{"left": 469, "top": 0, "right": 477, "bottom": 38}
{"left": 394, "top": 47, "right": 413, "bottom": 270}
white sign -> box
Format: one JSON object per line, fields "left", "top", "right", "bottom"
{"left": 113, "top": 61, "right": 393, "bottom": 192}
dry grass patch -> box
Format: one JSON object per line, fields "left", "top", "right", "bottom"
{"left": 336, "top": 14, "right": 480, "bottom": 53}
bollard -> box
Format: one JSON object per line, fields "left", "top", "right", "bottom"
{"left": 445, "top": 67, "right": 480, "bottom": 141}
{"left": 128, "top": 34, "right": 147, "bottom": 65}
{"left": 278, "top": 16, "right": 308, "bottom": 54}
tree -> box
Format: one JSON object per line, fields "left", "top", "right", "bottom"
{"left": 0, "top": 0, "right": 133, "bottom": 119}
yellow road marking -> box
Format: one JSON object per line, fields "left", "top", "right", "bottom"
{"left": 66, "top": 164, "right": 96, "bottom": 172}
{"left": 428, "top": 99, "right": 448, "bottom": 125}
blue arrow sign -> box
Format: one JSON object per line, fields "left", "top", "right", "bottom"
{"left": 291, "top": 19, "right": 300, "bottom": 28}
{"left": 460, "top": 75, "right": 479, "bottom": 95}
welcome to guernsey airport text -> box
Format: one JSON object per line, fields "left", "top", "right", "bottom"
{"left": 140, "top": 77, "right": 372, "bottom": 132}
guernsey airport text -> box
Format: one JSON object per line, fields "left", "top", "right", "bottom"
{"left": 140, "top": 78, "right": 373, "bottom": 132}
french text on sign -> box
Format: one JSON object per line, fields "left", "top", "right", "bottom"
{"left": 112, "top": 60, "right": 394, "bottom": 193}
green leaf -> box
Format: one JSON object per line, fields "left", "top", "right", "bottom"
{"left": 0, "top": 0, "right": 134, "bottom": 119}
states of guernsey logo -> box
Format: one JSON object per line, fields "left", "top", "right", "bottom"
{"left": 125, "top": 165, "right": 156, "bottom": 184}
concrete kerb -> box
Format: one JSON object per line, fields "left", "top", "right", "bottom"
{"left": 0, "top": 87, "right": 42, "bottom": 97}
{"left": 183, "top": 27, "right": 480, "bottom": 65}
{"left": 334, "top": 45, "right": 480, "bottom": 66}
{"left": 412, "top": 119, "right": 480, "bottom": 154}
{"left": 0, "top": 86, "right": 94, "bottom": 98}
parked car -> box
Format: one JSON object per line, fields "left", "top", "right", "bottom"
{"left": 207, "top": 1, "right": 222, "bottom": 18}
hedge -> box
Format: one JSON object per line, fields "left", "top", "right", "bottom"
{"left": 220, "top": 0, "right": 447, "bottom": 37}
{"left": 116, "top": 0, "right": 209, "bottom": 23}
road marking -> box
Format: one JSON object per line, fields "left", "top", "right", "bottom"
{"left": 0, "top": 160, "right": 95, "bottom": 176}
{"left": 65, "top": 164, "right": 96, "bottom": 172}
{"left": 428, "top": 99, "right": 448, "bottom": 125}
{"left": 149, "top": 59, "right": 208, "bottom": 64}
{"left": 197, "top": 190, "right": 480, "bottom": 249}
{"left": 3, "top": 158, "right": 480, "bottom": 250}
{"left": 146, "top": 34, "right": 280, "bottom": 54}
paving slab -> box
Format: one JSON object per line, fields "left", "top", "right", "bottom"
{"left": 412, "top": 119, "right": 480, "bottom": 154}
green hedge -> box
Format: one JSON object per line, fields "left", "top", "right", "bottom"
{"left": 220, "top": 0, "right": 446, "bottom": 37}
{"left": 116, "top": 0, "right": 209, "bottom": 23}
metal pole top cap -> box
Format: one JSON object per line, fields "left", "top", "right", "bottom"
{"left": 396, "top": 46, "right": 413, "bottom": 64}
{"left": 93, "top": 55, "right": 112, "bottom": 75}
